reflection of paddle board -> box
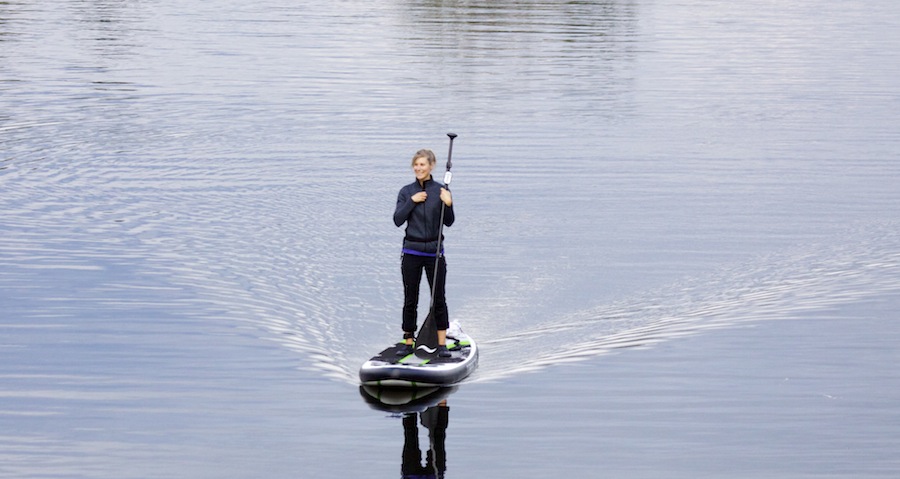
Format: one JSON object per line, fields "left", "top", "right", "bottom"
{"left": 359, "top": 321, "right": 478, "bottom": 387}
{"left": 359, "top": 385, "right": 457, "bottom": 413}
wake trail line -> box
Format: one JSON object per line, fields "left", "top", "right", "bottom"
{"left": 464, "top": 224, "right": 900, "bottom": 383}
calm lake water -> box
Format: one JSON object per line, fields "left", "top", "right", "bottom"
{"left": 2, "top": 0, "right": 899, "bottom": 477}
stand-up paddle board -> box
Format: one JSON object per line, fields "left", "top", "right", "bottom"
{"left": 359, "top": 321, "right": 478, "bottom": 387}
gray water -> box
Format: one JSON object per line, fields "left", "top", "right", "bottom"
{"left": 2, "top": 0, "right": 899, "bottom": 477}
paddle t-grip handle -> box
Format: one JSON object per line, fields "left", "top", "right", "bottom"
{"left": 444, "top": 133, "right": 456, "bottom": 185}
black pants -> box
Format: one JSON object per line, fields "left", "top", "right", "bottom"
{"left": 401, "top": 254, "right": 449, "bottom": 333}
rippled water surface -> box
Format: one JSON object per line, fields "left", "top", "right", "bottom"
{"left": 2, "top": 0, "right": 899, "bottom": 477}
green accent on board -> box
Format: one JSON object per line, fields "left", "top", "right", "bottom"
{"left": 399, "top": 355, "right": 430, "bottom": 366}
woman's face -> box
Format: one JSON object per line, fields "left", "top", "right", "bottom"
{"left": 413, "top": 156, "right": 433, "bottom": 182}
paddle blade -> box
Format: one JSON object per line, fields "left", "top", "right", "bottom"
{"left": 415, "top": 310, "right": 440, "bottom": 358}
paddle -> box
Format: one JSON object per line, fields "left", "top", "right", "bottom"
{"left": 415, "top": 133, "right": 457, "bottom": 357}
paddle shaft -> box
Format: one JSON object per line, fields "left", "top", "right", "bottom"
{"left": 427, "top": 133, "right": 456, "bottom": 315}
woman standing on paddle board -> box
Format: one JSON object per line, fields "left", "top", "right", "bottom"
{"left": 393, "top": 148, "right": 454, "bottom": 358}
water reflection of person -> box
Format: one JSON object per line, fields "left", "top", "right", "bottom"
{"left": 401, "top": 400, "right": 449, "bottom": 479}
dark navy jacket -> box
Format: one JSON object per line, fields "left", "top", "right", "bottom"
{"left": 393, "top": 176, "right": 455, "bottom": 255}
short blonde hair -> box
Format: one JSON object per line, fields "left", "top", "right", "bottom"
{"left": 411, "top": 149, "right": 436, "bottom": 167}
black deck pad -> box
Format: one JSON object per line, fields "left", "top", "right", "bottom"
{"left": 372, "top": 340, "right": 468, "bottom": 365}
